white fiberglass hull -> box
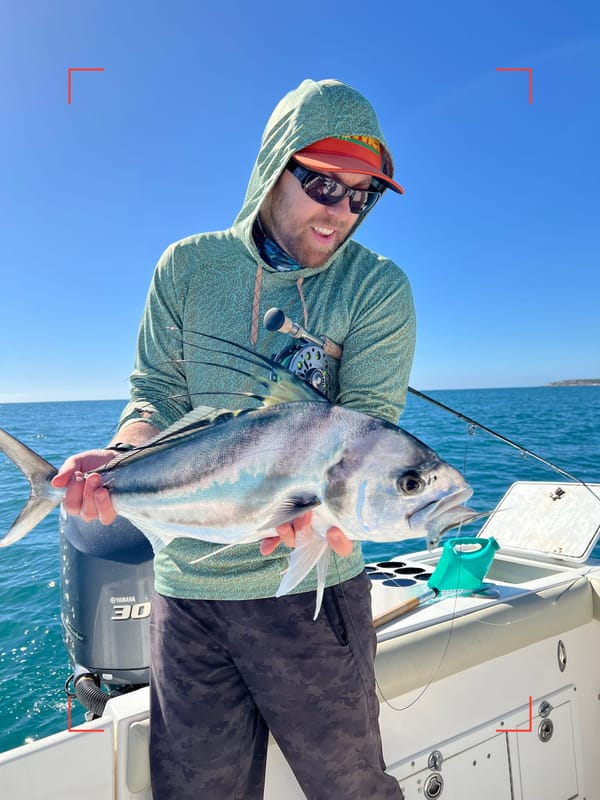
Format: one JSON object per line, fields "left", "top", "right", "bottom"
{"left": 2, "top": 482, "right": 600, "bottom": 799}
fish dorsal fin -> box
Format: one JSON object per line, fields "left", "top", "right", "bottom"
{"left": 124, "top": 369, "right": 324, "bottom": 454}
{"left": 260, "top": 364, "right": 328, "bottom": 406}
{"left": 140, "top": 405, "right": 243, "bottom": 449}
{"left": 145, "top": 368, "right": 322, "bottom": 447}
{"left": 114, "top": 334, "right": 330, "bottom": 458}
{"left": 176, "top": 329, "right": 330, "bottom": 407}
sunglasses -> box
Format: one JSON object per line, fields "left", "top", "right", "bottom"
{"left": 286, "top": 161, "right": 384, "bottom": 215}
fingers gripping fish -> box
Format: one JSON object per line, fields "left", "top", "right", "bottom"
{"left": 0, "top": 336, "right": 476, "bottom": 618}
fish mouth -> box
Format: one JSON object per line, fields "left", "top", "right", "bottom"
{"left": 409, "top": 486, "right": 480, "bottom": 548}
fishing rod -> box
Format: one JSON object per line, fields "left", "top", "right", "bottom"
{"left": 263, "top": 307, "right": 596, "bottom": 493}
{"left": 405, "top": 386, "right": 592, "bottom": 489}
{"left": 263, "top": 307, "right": 342, "bottom": 359}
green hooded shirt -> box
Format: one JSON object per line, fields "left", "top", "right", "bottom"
{"left": 117, "top": 79, "right": 416, "bottom": 600}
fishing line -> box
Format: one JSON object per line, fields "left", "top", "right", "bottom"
{"left": 366, "top": 571, "right": 594, "bottom": 713}
{"left": 167, "top": 324, "right": 595, "bottom": 501}
{"left": 135, "top": 328, "right": 598, "bottom": 701}
{"left": 361, "top": 414, "right": 478, "bottom": 713}
{"left": 333, "top": 545, "right": 464, "bottom": 714}
{"left": 472, "top": 571, "right": 593, "bottom": 628}
{"left": 380, "top": 519, "right": 479, "bottom": 713}
{"left": 166, "top": 327, "right": 595, "bottom": 498}
{"left": 334, "top": 406, "right": 488, "bottom": 714}
{"left": 407, "top": 387, "right": 598, "bottom": 500}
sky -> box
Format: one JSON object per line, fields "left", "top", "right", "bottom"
{"left": 0, "top": 0, "right": 598, "bottom": 402}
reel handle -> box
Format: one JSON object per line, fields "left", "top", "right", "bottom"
{"left": 263, "top": 307, "right": 342, "bottom": 360}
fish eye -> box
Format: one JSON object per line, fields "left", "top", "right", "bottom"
{"left": 396, "top": 472, "right": 426, "bottom": 495}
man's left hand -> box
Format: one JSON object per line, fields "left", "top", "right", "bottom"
{"left": 260, "top": 510, "right": 353, "bottom": 557}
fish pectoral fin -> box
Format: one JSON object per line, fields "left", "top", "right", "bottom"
{"left": 275, "top": 530, "right": 330, "bottom": 600}
{"left": 189, "top": 541, "right": 243, "bottom": 564}
{"left": 258, "top": 495, "right": 322, "bottom": 530}
{"left": 313, "top": 546, "right": 331, "bottom": 620}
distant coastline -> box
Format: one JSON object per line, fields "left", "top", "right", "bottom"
{"left": 547, "top": 379, "right": 600, "bottom": 387}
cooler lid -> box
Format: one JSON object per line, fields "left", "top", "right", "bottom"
{"left": 477, "top": 481, "right": 600, "bottom": 564}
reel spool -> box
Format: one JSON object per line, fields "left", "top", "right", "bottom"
{"left": 276, "top": 342, "right": 332, "bottom": 395}
{"left": 264, "top": 307, "right": 340, "bottom": 398}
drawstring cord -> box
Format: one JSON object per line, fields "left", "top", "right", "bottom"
{"left": 250, "top": 262, "right": 263, "bottom": 348}
{"left": 296, "top": 277, "right": 308, "bottom": 328}
{"left": 250, "top": 266, "right": 309, "bottom": 348}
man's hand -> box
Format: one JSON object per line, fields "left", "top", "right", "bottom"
{"left": 260, "top": 510, "right": 353, "bottom": 557}
{"left": 51, "top": 421, "right": 159, "bottom": 525}
{"left": 51, "top": 450, "right": 120, "bottom": 524}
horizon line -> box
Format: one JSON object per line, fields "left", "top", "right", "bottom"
{"left": 2, "top": 382, "right": 599, "bottom": 406}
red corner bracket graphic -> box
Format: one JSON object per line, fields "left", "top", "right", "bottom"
{"left": 496, "top": 67, "right": 533, "bottom": 104}
{"left": 496, "top": 696, "right": 533, "bottom": 733}
{"left": 67, "top": 695, "right": 105, "bottom": 733}
{"left": 67, "top": 67, "right": 105, "bottom": 104}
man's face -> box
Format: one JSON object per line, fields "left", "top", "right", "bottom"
{"left": 259, "top": 167, "right": 372, "bottom": 268}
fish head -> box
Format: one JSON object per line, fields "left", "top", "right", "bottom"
{"left": 325, "top": 420, "right": 475, "bottom": 549}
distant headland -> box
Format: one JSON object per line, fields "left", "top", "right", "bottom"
{"left": 547, "top": 379, "right": 600, "bottom": 386}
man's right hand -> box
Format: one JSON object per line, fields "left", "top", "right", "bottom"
{"left": 51, "top": 449, "right": 120, "bottom": 524}
{"left": 52, "top": 421, "right": 160, "bottom": 525}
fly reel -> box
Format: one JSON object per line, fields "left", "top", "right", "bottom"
{"left": 264, "top": 307, "right": 342, "bottom": 398}
{"left": 276, "top": 342, "right": 332, "bottom": 396}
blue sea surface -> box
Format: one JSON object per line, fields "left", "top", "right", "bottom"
{"left": 0, "top": 388, "right": 598, "bottom": 753}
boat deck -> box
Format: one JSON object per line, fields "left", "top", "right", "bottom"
{"left": 2, "top": 480, "right": 600, "bottom": 799}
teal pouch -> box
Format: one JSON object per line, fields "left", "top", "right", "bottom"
{"left": 428, "top": 537, "right": 500, "bottom": 592}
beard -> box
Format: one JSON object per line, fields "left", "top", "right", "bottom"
{"left": 259, "top": 181, "right": 355, "bottom": 268}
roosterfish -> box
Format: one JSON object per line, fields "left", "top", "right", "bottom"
{"left": 0, "top": 334, "right": 477, "bottom": 616}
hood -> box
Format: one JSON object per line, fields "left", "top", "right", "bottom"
{"left": 232, "top": 79, "right": 400, "bottom": 270}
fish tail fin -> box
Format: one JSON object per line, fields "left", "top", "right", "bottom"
{"left": 275, "top": 530, "right": 330, "bottom": 614}
{"left": 0, "top": 428, "right": 61, "bottom": 547}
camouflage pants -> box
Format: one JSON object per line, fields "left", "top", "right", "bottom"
{"left": 149, "top": 571, "right": 403, "bottom": 799}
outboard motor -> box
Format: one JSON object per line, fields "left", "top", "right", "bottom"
{"left": 59, "top": 508, "right": 154, "bottom": 718}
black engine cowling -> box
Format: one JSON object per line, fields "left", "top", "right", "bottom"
{"left": 60, "top": 508, "right": 154, "bottom": 714}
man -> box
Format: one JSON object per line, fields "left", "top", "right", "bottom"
{"left": 54, "top": 78, "right": 415, "bottom": 799}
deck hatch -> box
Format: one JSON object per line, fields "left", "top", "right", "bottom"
{"left": 478, "top": 481, "right": 600, "bottom": 564}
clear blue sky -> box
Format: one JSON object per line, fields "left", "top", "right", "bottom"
{"left": 1, "top": 0, "right": 598, "bottom": 402}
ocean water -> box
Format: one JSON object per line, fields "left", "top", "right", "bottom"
{"left": 0, "top": 387, "right": 598, "bottom": 753}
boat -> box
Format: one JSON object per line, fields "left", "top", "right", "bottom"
{"left": 1, "top": 476, "right": 599, "bottom": 799}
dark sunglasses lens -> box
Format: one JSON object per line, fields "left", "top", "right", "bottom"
{"left": 299, "top": 168, "right": 381, "bottom": 214}
{"left": 349, "top": 191, "right": 378, "bottom": 214}
{"left": 349, "top": 192, "right": 368, "bottom": 214}
{"left": 304, "top": 175, "right": 346, "bottom": 207}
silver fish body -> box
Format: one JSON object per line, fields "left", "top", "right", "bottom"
{"left": 99, "top": 401, "right": 471, "bottom": 548}
{"left": 0, "top": 334, "right": 480, "bottom": 616}
{"left": 0, "top": 398, "right": 475, "bottom": 614}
